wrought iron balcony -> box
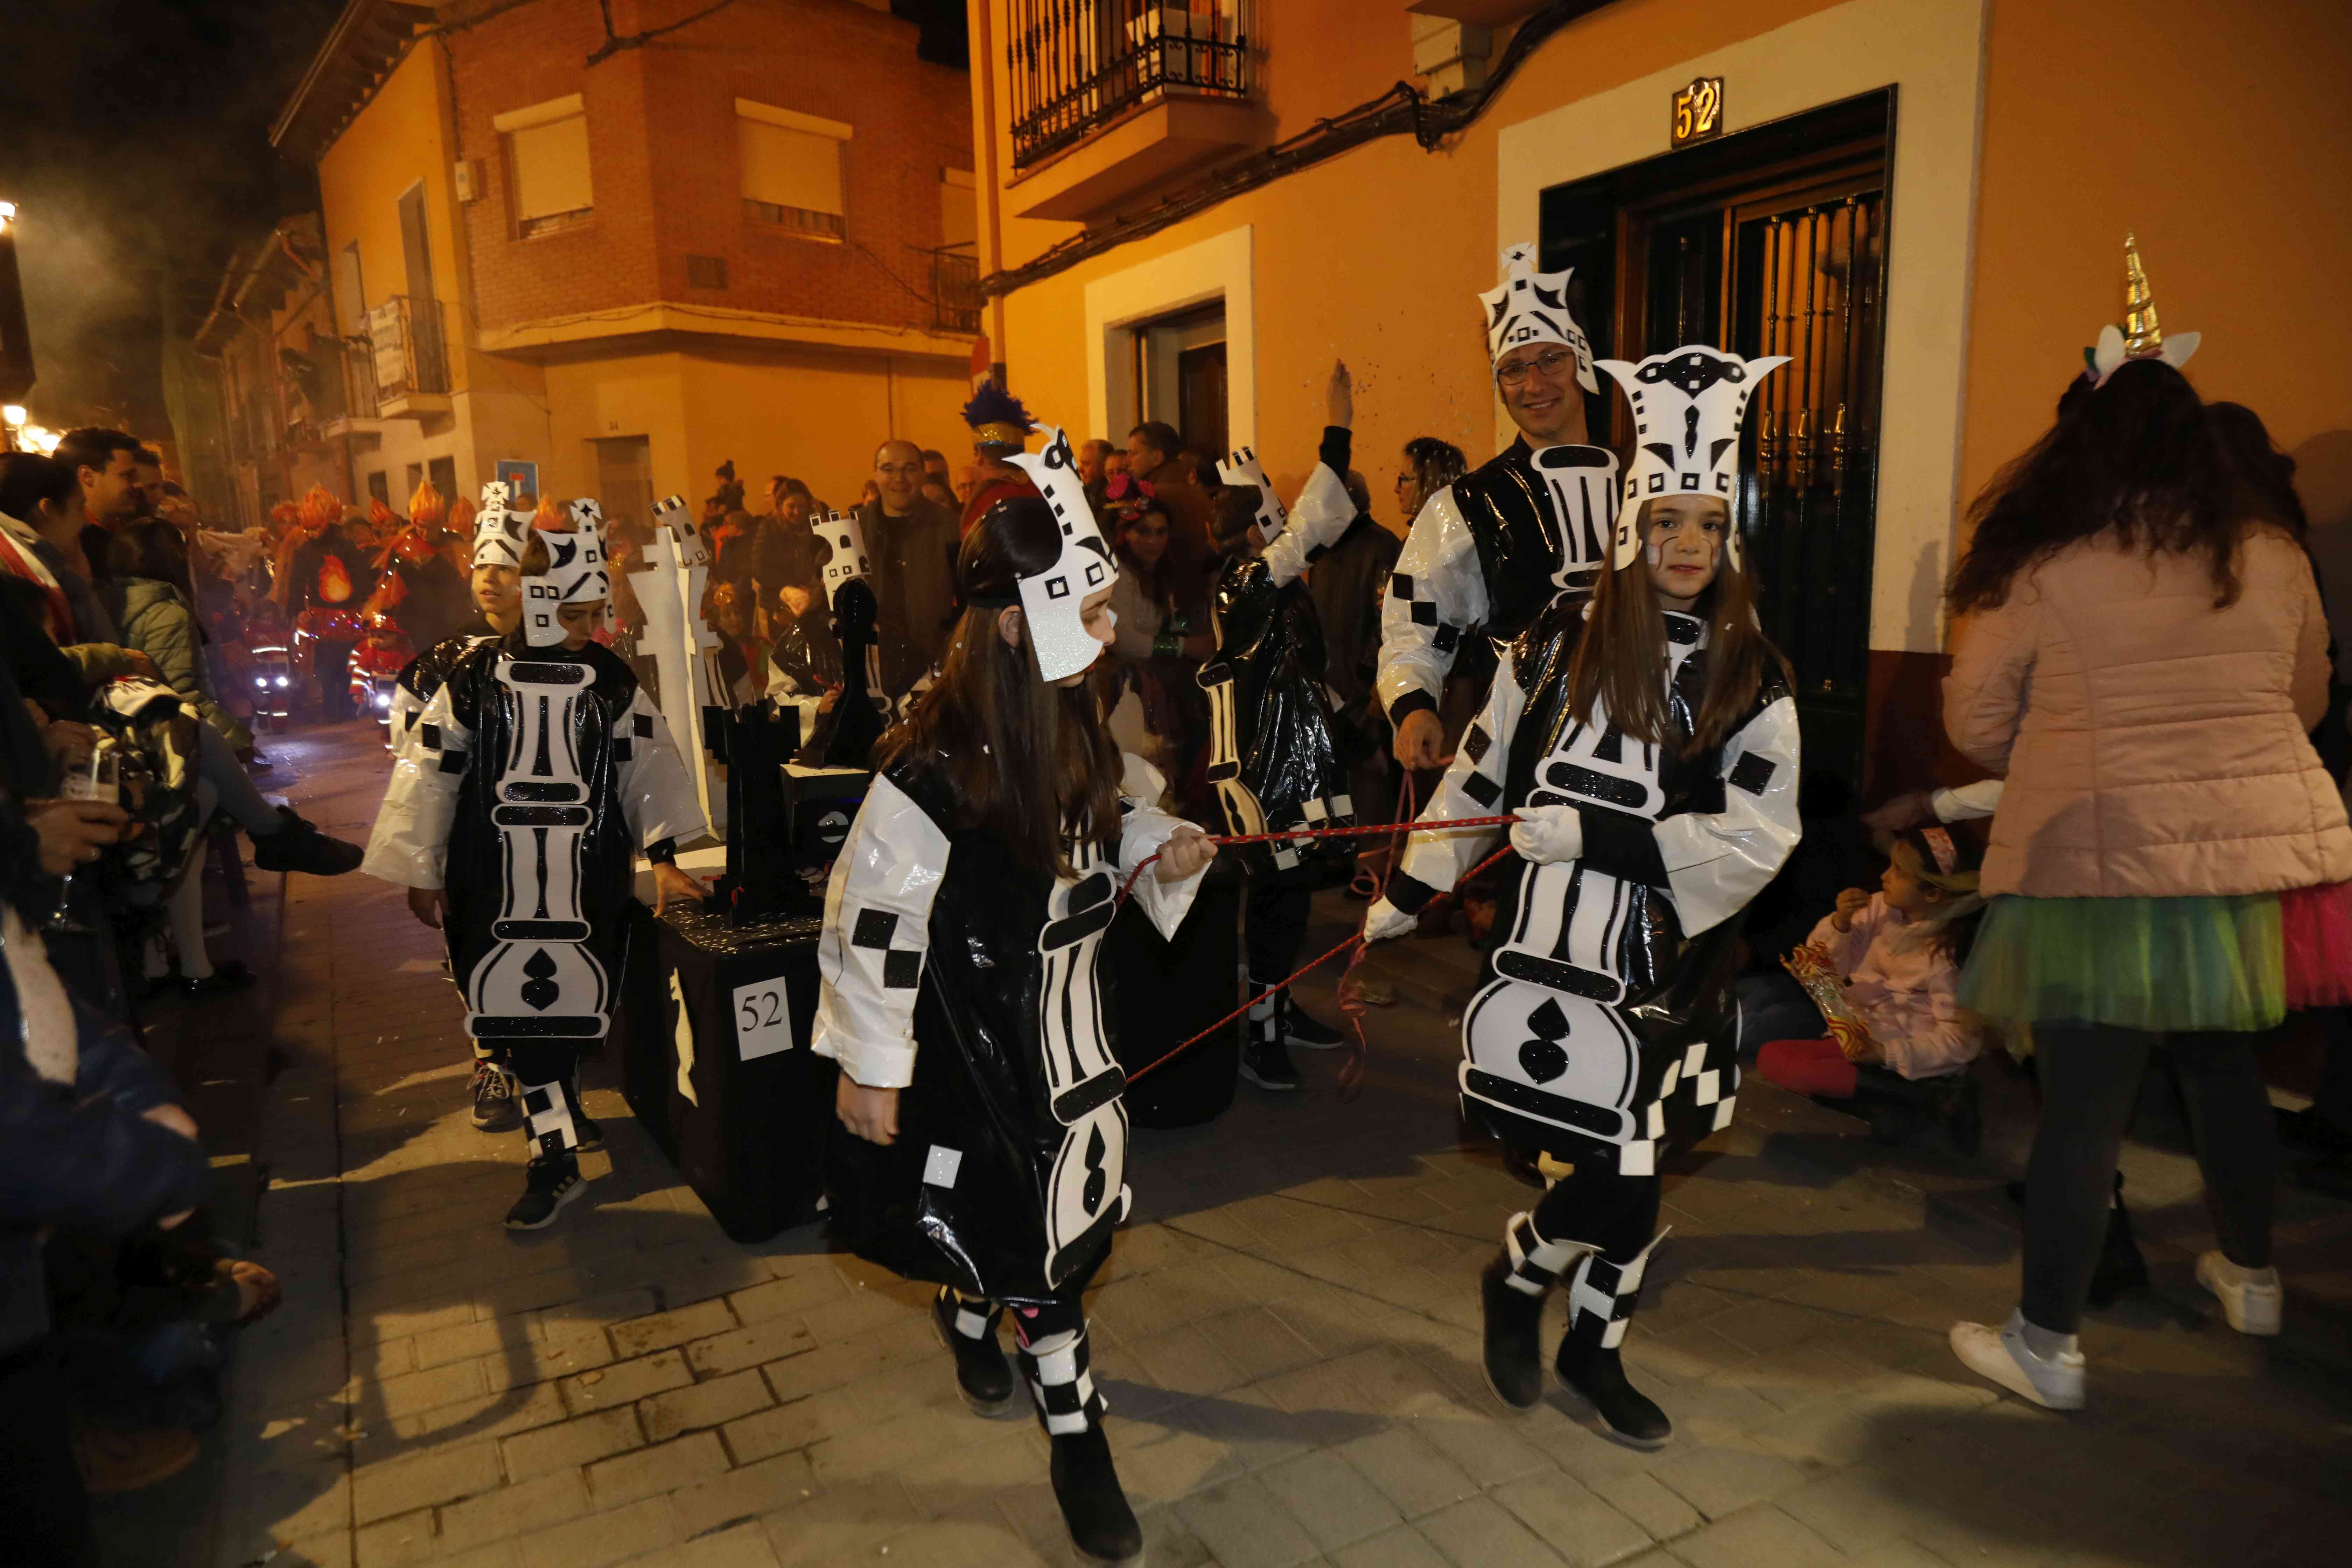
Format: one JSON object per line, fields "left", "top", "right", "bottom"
{"left": 1008, "top": 1, "right": 1254, "bottom": 173}
{"left": 362, "top": 294, "right": 451, "bottom": 411}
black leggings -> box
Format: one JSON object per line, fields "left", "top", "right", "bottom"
{"left": 1528, "top": 1160, "right": 1662, "bottom": 1260}
{"left": 1245, "top": 876, "right": 1310, "bottom": 982}
{"left": 2023, "top": 1024, "right": 2279, "bottom": 1332}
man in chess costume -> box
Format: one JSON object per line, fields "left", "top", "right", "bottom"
{"left": 818, "top": 430, "right": 1214, "bottom": 1566}
{"left": 1366, "top": 344, "right": 1802, "bottom": 1447}
{"left": 1378, "top": 243, "right": 1622, "bottom": 770}
{"left": 363, "top": 499, "right": 706, "bottom": 1229}
{"left": 1199, "top": 362, "right": 1366, "bottom": 1091}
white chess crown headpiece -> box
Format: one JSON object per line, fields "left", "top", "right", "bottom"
{"left": 520, "top": 503, "right": 610, "bottom": 647}
{"left": 814, "top": 511, "right": 871, "bottom": 591}
{"left": 1481, "top": 242, "right": 1598, "bottom": 391}
{"left": 647, "top": 494, "right": 704, "bottom": 568}
{"left": 471, "top": 480, "right": 531, "bottom": 568}
{"left": 1595, "top": 345, "right": 1787, "bottom": 570}
{"left": 1007, "top": 425, "right": 1120, "bottom": 682}
{"left": 567, "top": 497, "right": 603, "bottom": 530}
{"left": 2084, "top": 232, "right": 2200, "bottom": 388}
{"left": 1215, "top": 446, "right": 1286, "bottom": 546}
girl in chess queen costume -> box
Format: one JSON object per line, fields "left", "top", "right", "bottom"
{"left": 817, "top": 430, "right": 1214, "bottom": 1568}
{"left": 1366, "top": 345, "right": 1802, "bottom": 1448}
{"left": 363, "top": 500, "right": 706, "bottom": 1231}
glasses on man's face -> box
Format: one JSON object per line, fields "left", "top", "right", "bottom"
{"left": 1494, "top": 349, "right": 1578, "bottom": 390}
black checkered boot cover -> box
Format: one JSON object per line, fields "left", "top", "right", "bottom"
{"left": 517, "top": 1076, "right": 582, "bottom": 1162}
{"left": 1016, "top": 1323, "right": 1107, "bottom": 1437}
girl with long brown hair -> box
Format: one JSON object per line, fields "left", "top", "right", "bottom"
{"left": 1368, "top": 345, "right": 1802, "bottom": 1449}
{"left": 814, "top": 470, "right": 1214, "bottom": 1567}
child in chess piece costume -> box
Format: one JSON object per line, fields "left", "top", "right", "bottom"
{"left": 1201, "top": 360, "right": 1365, "bottom": 1092}
{"left": 363, "top": 501, "right": 707, "bottom": 1229}
{"left": 1367, "top": 345, "right": 1801, "bottom": 1448}
{"left": 818, "top": 452, "right": 1216, "bottom": 1567}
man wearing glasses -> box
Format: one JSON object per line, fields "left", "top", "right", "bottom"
{"left": 1377, "top": 244, "right": 1620, "bottom": 769}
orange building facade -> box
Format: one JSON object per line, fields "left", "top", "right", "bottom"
{"left": 965, "top": 0, "right": 2352, "bottom": 799}
{"left": 239, "top": 0, "right": 981, "bottom": 528}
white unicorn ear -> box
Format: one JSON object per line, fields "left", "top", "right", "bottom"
{"left": 2093, "top": 324, "right": 2129, "bottom": 380}
{"left": 2158, "top": 330, "right": 2201, "bottom": 371}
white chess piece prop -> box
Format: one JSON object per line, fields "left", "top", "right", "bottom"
{"left": 631, "top": 494, "right": 728, "bottom": 835}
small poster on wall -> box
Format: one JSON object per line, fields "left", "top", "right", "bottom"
{"left": 495, "top": 458, "right": 540, "bottom": 507}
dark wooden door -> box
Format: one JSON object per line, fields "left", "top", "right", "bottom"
{"left": 1541, "top": 91, "right": 1894, "bottom": 795}
{"left": 1178, "top": 340, "right": 1228, "bottom": 458}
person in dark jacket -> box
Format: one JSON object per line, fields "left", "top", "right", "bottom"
{"left": 1, "top": 801, "right": 213, "bottom": 1563}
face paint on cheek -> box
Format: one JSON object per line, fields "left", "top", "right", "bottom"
{"left": 1647, "top": 541, "right": 1664, "bottom": 569}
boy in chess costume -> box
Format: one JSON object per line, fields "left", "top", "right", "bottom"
{"left": 818, "top": 430, "right": 1214, "bottom": 1566}
{"left": 1378, "top": 244, "right": 1623, "bottom": 770}
{"left": 1367, "top": 345, "right": 1802, "bottom": 1446}
{"left": 363, "top": 499, "right": 707, "bottom": 1228}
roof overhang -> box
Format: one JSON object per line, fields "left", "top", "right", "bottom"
{"left": 271, "top": 0, "right": 440, "bottom": 163}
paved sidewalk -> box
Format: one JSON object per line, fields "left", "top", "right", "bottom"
{"left": 206, "top": 722, "right": 2352, "bottom": 1568}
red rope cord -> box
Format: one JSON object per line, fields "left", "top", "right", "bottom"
{"left": 1121, "top": 784, "right": 1518, "bottom": 1087}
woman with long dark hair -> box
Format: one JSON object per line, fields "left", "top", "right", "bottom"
{"left": 816, "top": 467, "right": 1214, "bottom": 1566}
{"left": 1942, "top": 311, "right": 2351, "bottom": 1407}
{"left": 1368, "top": 345, "right": 1802, "bottom": 1448}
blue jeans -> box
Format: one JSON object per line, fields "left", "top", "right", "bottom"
{"left": 1735, "top": 970, "right": 1825, "bottom": 1060}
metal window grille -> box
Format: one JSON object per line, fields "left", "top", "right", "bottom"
{"left": 744, "top": 198, "right": 846, "bottom": 240}
{"left": 365, "top": 295, "right": 450, "bottom": 400}
{"left": 931, "top": 245, "right": 981, "bottom": 334}
{"left": 1007, "top": 0, "right": 1253, "bottom": 173}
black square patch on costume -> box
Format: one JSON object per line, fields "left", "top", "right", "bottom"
{"left": 1462, "top": 725, "right": 1491, "bottom": 764}
{"left": 420, "top": 723, "right": 442, "bottom": 750}
{"left": 852, "top": 909, "right": 898, "bottom": 949}
{"left": 437, "top": 749, "right": 466, "bottom": 775}
{"left": 1461, "top": 771, "right": 1502, "bottom": 808}
{"left": 1728, "top": 752, "right": 1777, "bottom": 796}
{"left": 1410, "top": 601, "right": 1439, "bottom": 626}
{"left": 882, "top": 950, "right": 923, "bottom": 989}
{"left": 633, "top": 712, "right": 653, "bottom": 737}
{"left": 1433, "top": 624, "right": 1460, "bottom": 652}
{"left": 1390, "top": 573, "right": 1414, "bottom": 601}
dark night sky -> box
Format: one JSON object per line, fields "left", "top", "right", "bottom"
{"left": 0, "top": 0, "right": 965, "bottom": 438}
{"left": 1, "top": 0, "right": 344, "bottom": 432}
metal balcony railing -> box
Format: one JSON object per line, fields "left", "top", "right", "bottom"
{"left": 1008, "top": 1, "right": 1253, "bottom": 173}
{"left": 931, "top": 245, "right": 982, "bottom": 334}
{"left": 363, "top": 294, "right": 450, "bottom": 401}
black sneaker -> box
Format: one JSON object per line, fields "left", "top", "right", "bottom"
{"left": 471, "top": 1063, "right": 520, "bottom": 1132}
{"left": 1283, "top": 1004, "right": 1348, "bottom": 1052}
{"left": 178, "top": 961, "right": 257, "bottom": 998}
{"left": 1239, "top": 1037, "right": 1301, "bottom": 1092}
{"left": 1555, "top": 1337, "right": 1672, "bottom": 1449}
{"left": 1479, "top": 1255, "right": 1547, "bottom": 1410}
{"left": 504, "top": 1156, "right": 589, "bottom": 1231}
{"left": 1048, "top": 1426, "right": 1144, "bottom": 1566}
{"left": 249, "top": 807, "right": 364, "bottom": 877}
{"left": 931, "top": 1289, "right": 1018, "bottom": 1418}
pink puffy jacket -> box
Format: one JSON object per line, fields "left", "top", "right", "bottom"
{"left": 1944, "top": 525, "right": 2352, "bottom": 899}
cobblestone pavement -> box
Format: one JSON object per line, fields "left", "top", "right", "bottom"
{"left": 195, "top": 722, "right": 2352, "bottom": 1568}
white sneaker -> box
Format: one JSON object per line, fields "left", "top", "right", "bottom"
{"left": 1949, "top": 1312, "right": 2085, "bottom": 1410}
{"left": 2195, "top": 1251, "right": 2282, "bottom": 1335}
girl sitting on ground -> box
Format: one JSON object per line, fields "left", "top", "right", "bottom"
{"left": 1742, "top": 826, "right": 1988, "bottom": 1151}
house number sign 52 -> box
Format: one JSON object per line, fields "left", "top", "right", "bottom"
{"left": 1672, "top": 77, "right": 1725, "bottom": 148}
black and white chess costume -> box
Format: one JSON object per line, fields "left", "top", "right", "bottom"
{"left": 1199, "top": 431, "right": 1362, "bottom": 1087}
{"left": 363, "top": 501, "right": 705, "bottom": 1228}
{"left": 1367, "top": 342, "right": 1800, "bottom": 1446}
{"left": 1376, "top": 244, "right": 1620, "bottom": 731}
{"left": 816, "top": 448, "right": 1208, "bottom": 1567}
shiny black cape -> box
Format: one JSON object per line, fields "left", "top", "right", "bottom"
{"left": 824, "top": 754, "right": 1126, "bottom": 1308}
{"left": 1206, "top": 557, "right": 1352, "bottom": 874}
{"left": 1453, "top": 439, "right": 1614, "bottom": 643}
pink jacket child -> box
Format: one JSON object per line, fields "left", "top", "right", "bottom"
{"left": 1745, "top": 827, "right": 1988, "bottom": 1148}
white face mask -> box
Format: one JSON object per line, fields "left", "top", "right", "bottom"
{"left": 1007, "top": 426, "right": 1121, "bottom": 683}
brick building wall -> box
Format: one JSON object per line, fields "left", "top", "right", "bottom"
{"left": 451, "top": 0, "right": 973, "bottom": 336}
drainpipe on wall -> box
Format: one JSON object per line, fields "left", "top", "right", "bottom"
{"left": 967, "top": 0, "right": 1010, "bottom": 384}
